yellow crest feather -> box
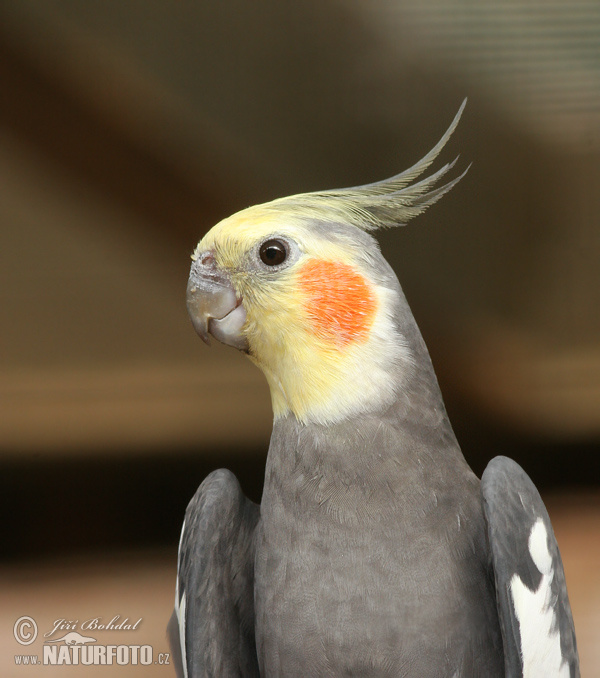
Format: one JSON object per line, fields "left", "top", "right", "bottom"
{"left": 259, "top": 99, "right": 468, "bottom": 231}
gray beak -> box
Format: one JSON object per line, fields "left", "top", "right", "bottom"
{"left": 186, "top": 253, "right": 249, "bottom": 352}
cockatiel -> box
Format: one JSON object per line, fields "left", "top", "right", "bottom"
{"left": 169, "top": 101, "right": 579, "bottom": 677}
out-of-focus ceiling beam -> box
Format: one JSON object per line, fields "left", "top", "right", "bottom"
{"left": 0, "top": 34, "right": 224, "bottom": 247}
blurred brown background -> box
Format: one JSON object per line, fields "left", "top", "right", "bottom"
{"left": 1, "top": 1, "right": 599, "bottom": 675}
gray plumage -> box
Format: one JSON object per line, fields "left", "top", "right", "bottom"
{"left": 169, "top": 470, "right": 260, "bottom": 677}
{"left": 482, "top": 457, "right": 579, "bottom": 677}
{"left": 170, "top": 104, "right": 579, "bottom": 677}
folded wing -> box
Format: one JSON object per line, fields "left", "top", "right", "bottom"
{"left": 168, "top": 469, "right": 260, "bottom": 678}
{"left": 482, "top": 456, "right": 579, "bottom": 678}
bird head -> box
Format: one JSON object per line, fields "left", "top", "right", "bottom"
{"left": 188, "top": 101, "right": 467, "bottom": 426}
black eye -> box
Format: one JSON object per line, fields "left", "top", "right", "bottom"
{"left": 259, "top": 239, "right": 287, "bottom": 266}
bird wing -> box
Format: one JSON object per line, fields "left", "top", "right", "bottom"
{"left": 168, "top": 468, "right": 260, "bottom": 678}
{"left": 481, "top": 456, "right": 579, "bottom": 678}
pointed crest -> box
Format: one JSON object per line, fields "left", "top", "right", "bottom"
{"left": 263, "top": 99, "right": 468, "bottom": 231}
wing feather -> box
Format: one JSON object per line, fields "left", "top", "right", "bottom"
{"left": 169, "top": 468, "right": 260, "bottom": 678}
{"left": 482, "top": 456, "right": 579, "bottom": 678}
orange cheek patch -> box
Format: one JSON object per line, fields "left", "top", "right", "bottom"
{"left": 298, "top": 259, "right": 377, "bottom": 346}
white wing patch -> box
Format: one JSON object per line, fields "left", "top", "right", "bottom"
{"left": 175, "top": 518, "right": 188, "bottom": 678}
{"left": 175, "top": 591, "right": 188, "bottom": 678}
{"left": 175, "top": 518, "right": 186, "bottom": 603}
{"left": 510, "top": 519, "right": 568, "bottom": 677}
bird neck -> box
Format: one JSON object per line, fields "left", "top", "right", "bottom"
{"left": 265, "top": 394, "right": 468, "bottom": 527}
{"left": 248, "top": 278, "right": 422, "bottom": 426}
{"left": 265, "top": 313, "right": 467, "bottom": 501}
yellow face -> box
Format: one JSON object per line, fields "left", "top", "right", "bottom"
{"left": 194, "top": 204, "right": 410, "bottom": 425}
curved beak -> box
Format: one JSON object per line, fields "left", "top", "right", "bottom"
{"left": 186, "top": 253, "right": 249, "bottom": 352}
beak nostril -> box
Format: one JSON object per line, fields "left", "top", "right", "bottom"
{"left": 187, "top": 260, "right": 248, "bottom": 352}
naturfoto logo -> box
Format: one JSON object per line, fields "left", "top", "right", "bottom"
{"left": 13, "top": 615, "right": 170, "bottom": 668}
